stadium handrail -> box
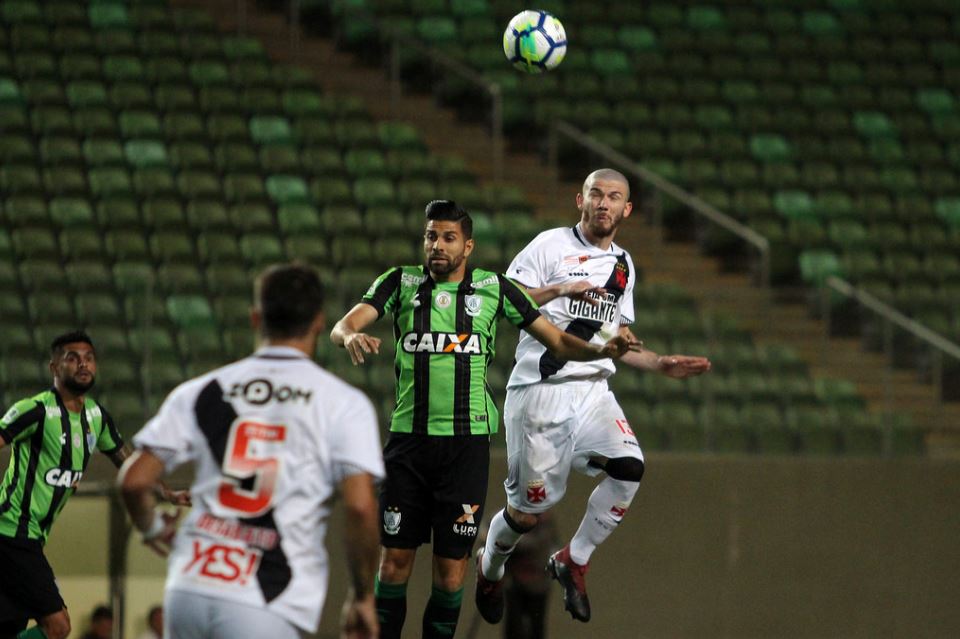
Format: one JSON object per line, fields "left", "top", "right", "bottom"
{"left": 824, "top": 276, "right": 960, "bottom": 404}
{"left": 548, "top": 120, "right": 772, "bottom": 288}
{"left": 386, "top": 33, "right": 504, "bottom": 189}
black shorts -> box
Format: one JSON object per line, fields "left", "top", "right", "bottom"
{"left": 0, "top": 535, "right": 64, "bottom": 629}
{"left": 379, "top": 433, "right": 490, "bottom": 559}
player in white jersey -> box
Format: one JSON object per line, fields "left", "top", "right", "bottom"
{"left": 118, "top": 264, "right": 384, "bottom": 639}
{"left": 475, "top": 169, "right": 712, "bottom": 624}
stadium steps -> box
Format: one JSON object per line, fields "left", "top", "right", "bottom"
{"left": 182, "top": 0, "right": 960, "bottom": 454}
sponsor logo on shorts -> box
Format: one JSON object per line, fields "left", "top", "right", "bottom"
{"left": 44, "top": 468, "right": 83, "bottom": 488}
{"left": 526, "top": 480, "right": 546, "bottom": 504}
{"left": 383, "top": 507, "right": 401, "bottom": 535}
{"left": 453, "top": 504, "right": 479, "bottom": 536}
{"left": 401, "top": 332, "right": 483, "bottom": 354}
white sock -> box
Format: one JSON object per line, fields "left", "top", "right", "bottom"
{"left": 481, "top": 509, "right": 525, "bottom": 581}
{"left": 568, "top": 477, "right": 639, "bottom": 565}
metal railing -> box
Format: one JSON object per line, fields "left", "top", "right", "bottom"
{"left": 386, "top": 33, "right": 504, "bottom": 188}
{"left": 547, "top": 120, "right": 772, "bottom": 288}
{"left": 823, "top": 276, "right": 960, "bottom": 407}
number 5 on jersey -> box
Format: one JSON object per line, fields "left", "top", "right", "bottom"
{"left": 219, "top": 420, "right": 286, "bottom": 516}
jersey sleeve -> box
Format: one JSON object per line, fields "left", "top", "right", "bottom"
{"left": 361, "top": 267, "right": 403, "bottom": 318}
{"left": 328, "top": 388, "right": 385, "bottom": 483}
{"left": 132, "top": 385, "right": 197, "bottom": 473}
{"left": 620, "top": 253, "right": 636, "bottom": 325}
{"left": 0, "top": 399, "right": 44, "bottom": 445}
{"left": 95, "top": 403, "right": 124, "bottom": 455}
{"left": 506, "top": 236, "right": 550, "bottom": 289}
{"left": 497, "top": 275, "right": 541, "bottom": 329}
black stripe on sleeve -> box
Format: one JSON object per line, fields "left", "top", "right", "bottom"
{"left": 498, "top": 275, "right": 541, "bottom": 329}
{"left": 38, "top": 395, "right": 75, "bottom": 536}
{"left": 0, "top": 402, "right": 45, "bottom": 444}
{"left": 411, "top": 279, "right": 433, "bottom": 435}
{"left": 96, "top": 403, "right": 124, "bottom": 456}
{"left": 361, "top": 267, "right": 403, "bottom": 319}
{"left": 452, "top": 273, "right": 475, "bottom": 436}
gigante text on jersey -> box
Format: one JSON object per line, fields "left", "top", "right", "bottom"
{"left": 568, "top": 292, "right": 619, "bottom": 323}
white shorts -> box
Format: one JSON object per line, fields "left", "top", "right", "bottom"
{"left": 165, "top": 590, "right": 307, "bottom": 639}
{"left": 503, "top": 379, "right": 644, "bottom": 513}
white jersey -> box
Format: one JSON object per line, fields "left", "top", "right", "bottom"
{"left": 507, "top": 224, "right": 636, "bottom": 388}
{"left": 133, "top": 346, "right": 385, "bottom": 633}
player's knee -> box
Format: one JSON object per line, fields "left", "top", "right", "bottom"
{"left": 604, "top": 457, "right": 645, "bottom": 483}
{"left": 40, "top": 610, "right": 70, "bottom": 639}
{"left": 379, "top": 549, "right": 415, "bottom": 584}
{"left": 504, "top": 507, "right": 539, "bottom": 533}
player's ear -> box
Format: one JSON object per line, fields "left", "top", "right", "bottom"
{"left": 464, "top": 237, "right": 474, "bottom": 257}
{"left": 622, "top": 200, "right": 633, "bottom": 219}
{"left": 310, "top": 311, "right": 326, "bottom": 334}
{"left": 249, "top": 306, "right": 262, "bottom": 332}
{"left": 576, "top": 191, "right": 585, "bottom": 209}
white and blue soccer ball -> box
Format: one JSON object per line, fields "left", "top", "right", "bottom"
{"left": 503, "top": 10, "right": 567, "bottom": 74}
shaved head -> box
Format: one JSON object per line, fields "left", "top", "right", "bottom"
{"left": 582, "top": 168, "right": 631, "bottom": 200}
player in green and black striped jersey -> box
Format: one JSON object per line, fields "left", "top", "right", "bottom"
{"left": 331, "top": 200, "right": 639, "bottom": 639}
{"left": 0, "top": 331, "right": 189, "bottom": 639}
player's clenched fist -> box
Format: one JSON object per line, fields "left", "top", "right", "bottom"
{"left": 344, "top": 333, "right": 382, "bottom": 365}
{"left": 601, "top": 335, "right": 643, "bottom": 360}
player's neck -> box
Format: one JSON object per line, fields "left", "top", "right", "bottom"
{"left": 259, "top": 336, "right": 316, "bottom": 358}
{"left": 53, "top": 382, "right": 85, "bottom": 413}
{"left": 577, "top": 222, "right": 616, "bottom": 251}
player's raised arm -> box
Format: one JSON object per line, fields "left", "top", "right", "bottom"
{"left": 330, "top": 303, "right": 382, "bottom": 366}
{"left": 525, "top": 316, "right": 641, "bottom": 362}
{"left": 118, "top": 450, "right": 181, "bottom": 557}
{"left": 338, "top": 471, "right": 380, "bottom": 639}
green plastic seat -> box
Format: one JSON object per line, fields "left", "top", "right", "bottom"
{"left": 189, "top": 61, "right": 230, "bottom": 87}
{"left": 215, "top": 143, "right": 258, "bottom": 172}
{"left": 259, "top": 146, "right": 301, "bottom": 174}
{"left": 157, "top": 263, "right": 205, "bottom": 294}
{"left": 167, "top": 295, "right": 215, "bottom": 329}
{"left": 310, "top": 178, "right": 355, "bottom": 206}
{"left": 206, "top": 264, "right": 249, "bottom": 295}
{"left": 266, "top": 175, "right": 309, "bottom": 205}
{"left": 154, "top": 84, "right": 197, "bottom": 113}
{"left": 750, "top": 134, "right": 792, "bottom": 162}
{"left": 125, "top": 140, "right": 168, "bottom": 169}
{"left": 89, "top": 3, "right": 129, "bottom": 28}
{"left": 177, "top": 171, "right": 221, "bottom": 200}
{"left": 239, "top": 233, "right": 285, "bottom": 268}
{"left": 50, "top": 197, "right": 95, "bottom": 228}
{"left": 224, "top": 174, "right": 266, "bottom": 203}
{"left": 119, "top": 110, "right": 162, "bottom": 139}
{"left": 170, "top": 142, "right": 213, "bottom": 171}
{"left": 19, "top": 259, "right": 66, "bottom": 291}
{"left": 146, "top": 57, "right": 187, "bottom": 84}
{"left": 774, "top": 190, "right": 816, "bottom": 220}
{"left": 250, "top": 116, "right": 293, "bottom": 145}
{"left": 109, "top": 83, "right": 152, "bottom": 111}
{"left": 142, "top": 199, "right": 185, "bottom": 231}
{"left": 198, "top": 232, "right": 242, "bottom": 265}
{"left": 853, "top": 111, "right": 897, "bottom": 139}
{"left": 229, "top": 203, "right": 273, "bottom": 233}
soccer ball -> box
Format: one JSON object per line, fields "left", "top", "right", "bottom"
{"left": 502, "top": 10, "right": 567, "bottom": 74}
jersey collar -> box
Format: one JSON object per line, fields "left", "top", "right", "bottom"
{"left": 254, "top": 345, "right": 310, "bottom": 360}
{"left": 572, "top": 223, "right": 616, "bottom": 253}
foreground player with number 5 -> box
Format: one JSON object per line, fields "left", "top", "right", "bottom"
{"left": 119, "top": 264, "right": 385, "bottom": 639}
{"left": 475, "top": 169, "right": 712, "bottom": 624}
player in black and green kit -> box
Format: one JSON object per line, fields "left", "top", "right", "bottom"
{"left": 331, "top": 201, "right": 639, "bottom": 639}
{"left": 0, "top": 331, "right": 188, "bottom": 639}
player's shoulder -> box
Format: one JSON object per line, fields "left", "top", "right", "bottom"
{"left": 1, "top": 393, "right": 46, "bottom": 424}
{"left": 611, "top": 240, "right": 635, "bottom": 263}
{"left": 525, "top": 226, "right": 576, "bottom": 249}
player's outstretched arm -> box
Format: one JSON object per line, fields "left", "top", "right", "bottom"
{"left": 616, "top": 328, "right": 712, "bottom": 378}
{"left": 331, "top": 303, "right": 382, "bottom": 366}
{"left": 525, "top": 316, "right": 642, "bottom": 362}
{"left": 339, "top": 472, "right": 380, "bottom": 639}
{"left": 118, "top": 450, "right": 181, "bottom": 557}
{"left": 108, "top": 444, "right": 190, "bottom": 506}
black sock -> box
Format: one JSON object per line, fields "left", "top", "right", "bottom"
{"left": 375, "top": 575, "right": 408, "bottom": 639}
{"left": 422, "top": 585, "right": 463, "bottom": 638}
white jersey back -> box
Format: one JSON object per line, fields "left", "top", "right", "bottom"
{"left": 507, "top": 225, "right": 636, "bottom": 388}
{"left": 132, "top": 346, "right": 385, "bottom": 633}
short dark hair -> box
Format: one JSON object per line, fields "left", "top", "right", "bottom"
{"left": 425, "top": 200, "right": 472, "bottom": 239}
{"left": 50, "top": 330, "right": 95, "bottom": 358}
{"left": 254, "top": 263, "right": 325, "bottom": 339}
{"left": 91, "top": 605, "right": 113, "bottom": 621}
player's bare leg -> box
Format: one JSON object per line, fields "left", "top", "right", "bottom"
{"left": 376, "top": 547, "right": 416, "bottom": 639}
{"left": 421, "top": 555, "right": 467, "bottom": 638}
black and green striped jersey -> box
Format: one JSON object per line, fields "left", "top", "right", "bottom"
{"left": 362, "top": 265, "right": 541, "bottom": 436}
{"left": 0, "top": 389, "right": 123, "bottom": 542}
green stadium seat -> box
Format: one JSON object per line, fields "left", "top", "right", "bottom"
{"left": 206, "top": 264, "right": 249, "bottom": 295}
{"left": 106, "top": 230, "right": 149, "bottom": 262}
{"left": 259, "top": 146, "right": 301, "bottom": 174}
{"left": 229, "top": 203, "right": 273, "bottom": 233}
{"left": 12, "top": 228, "right": 58, "bottom": 260}
{"left": 284, "top": 236, "right": 329, "bottom": 264}
{"left": 224, "top": 173, "right": 266, "bottom": 203}
{"left": 97, "top": 199, "right": 140, "bottom": 230}
{"left": 59, "top": 227, "right": 102, "bottom": 260}
{"left": 19, "top": 259, "right": 66, "bottom": 291}
{"left": 239, "top": 233, "right": 285, "bottom": 268}
{"left": 185, "top": 200, "right": 230, "bottom": 232}
{"left": 177, "top": 171, "right": 221, "bottom": 200}
{"left": 142, "top": 199, "right": 184, "bottom": 231}
{"left": 66, "top": 261, "right": 113, "bottom": 293}
{"left": 266, "top": 175, "right": 309, "bottom": 205}
{"left": 277, "top": 203, "right": 322, "bottom": 235}
{"left": 249, "top": 116, "right": 293, "bottom": 145}
{"left": 197, "top": 232, "right": 242, "bottom": 265}
{"left": 155, "top": 84, "right": 197, "bottom": 113}
{"left": 310, "top": 177, "right": 354, "bottom": 205}
{"left": 146, "top": 57, "right": 187, "bottom": 84}
{"left": 110, "top": 83, "right": 152, "bottom": 111}
{"left": 158, "top": 263, "right": 205, "bottom": 294}
{"left": 167, "top": 295, "right": 215, "bottom": 329}
{"left": 163, "top": 113, "right": 205, "bottom": 141}
{"left": 170, "top": 142, "right": 213, "bottom": 171}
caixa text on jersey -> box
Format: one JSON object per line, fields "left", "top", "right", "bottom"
{"left": 224, "top": 379, "right": 313, "bottom": 405}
